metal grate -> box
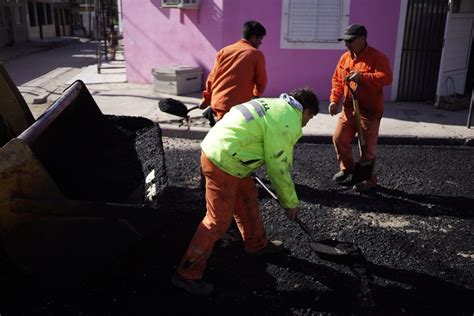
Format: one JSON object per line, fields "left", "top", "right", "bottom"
{"left": 397, "top": 0, "right": 449, "bottom": 101}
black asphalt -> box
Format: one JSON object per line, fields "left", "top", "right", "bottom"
{"left": 1, "top": 135, "right": 473, "bottom": 315}
{"left": 150, "top": 139, "right": 473, "bottom": 315}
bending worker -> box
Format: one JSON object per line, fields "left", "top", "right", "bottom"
{"left": 199, "top": 20, "right": 268, "bottom": 119}
{"left": 173, "top": 88, "right": 320, "bottom": 296}
{"left": 329, "top": 23, "right": 392, "bottom": 192}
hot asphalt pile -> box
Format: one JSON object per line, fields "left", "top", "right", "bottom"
{"left": 38, "top": 114, "right": 166, "bottom": 204}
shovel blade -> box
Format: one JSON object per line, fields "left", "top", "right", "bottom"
{"left": 310, "top": 239, "right": 363, "bottom": 264}
{"left": 158, "top": 98, "right": 189, "bottom": 118}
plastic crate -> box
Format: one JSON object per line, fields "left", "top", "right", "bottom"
{"left": 152, "top": 66, "right": 202, "bottom": 95}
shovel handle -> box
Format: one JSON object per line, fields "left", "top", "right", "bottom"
{"left": 253, "top": 175, "right": 278, "bottom": 200}
{"left": 187, "top": 105, "right": 199, "bottom": 114}
{"left": 253, "top": 175, "right": 353, "bottom": 257}
{"left": 345, "top": 80, "right": 367, "bottom": 157}
{"left": 253, "top": 175, "right": 317, "bottom": 241}
{"left": 345, "top": 79, "right": 357, "bottom": 96}
{"left": 295, "top": 217, "right": 317, "bottom": 242}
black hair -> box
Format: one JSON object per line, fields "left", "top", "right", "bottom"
{"left": 289, "top": 87, "right": 319, "bottom": 115}
{"left": 242, "top": 20, "right": 266, "bottom": 41}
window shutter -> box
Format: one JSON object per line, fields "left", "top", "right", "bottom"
{"left": 287, "top": 0, "right": 343, "bottom": 43}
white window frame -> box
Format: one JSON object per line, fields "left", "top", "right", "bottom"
{"left": 280, "top": 0, "right": 351, "bottom": 50}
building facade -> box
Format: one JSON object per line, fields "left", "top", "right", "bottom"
{"left": 0, "top": 0, "right": 29, "bottom": 46}
{"left": 26, "top": 0, "right": 71, "bottom": 40}
{"left": 0, "top": 0, "right": 74, "bottom": 47}
{"left": 122, "top": 0, "right": 473, "bottom": 102}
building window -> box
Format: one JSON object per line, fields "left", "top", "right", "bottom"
{"left": 0, "top": 6, "right": 4, "bottom": 27}
{"left": 64, "top": 9, "right": 70, "bottom": 25}
{"left": 14, "top": 6, "right": 23, "bottom": 25}
{"left": 45, "top": 3, "right": 52, "bottom": 24}
{"left": 36, "top": 2, "right": 45, "bottom": 26}
{"left": 280, "top": 0, "right": 350, "bottom": 49}
{"left": 28, "top": 1, "right": 36, "bottom": 26}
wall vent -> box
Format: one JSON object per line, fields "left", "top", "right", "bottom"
{"left": 161, "top": 0, "right": 199, "bottom": 9}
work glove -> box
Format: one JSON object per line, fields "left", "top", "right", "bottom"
{"left": 202, "top": 108, "right": 216, "bottom": 127}
{"left": 328, "top": 102, "right": 339, "bottom": 116}
{"left": 199, "top": 97, "right": 209, "bottom": 109}
{"left": 345, "top": 71, "right": 360, "bottom": 84}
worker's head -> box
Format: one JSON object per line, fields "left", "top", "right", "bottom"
{"left": 242, "top": 20, "right": 266, "bottom": 49}
{"left": 338, "top": 24, "right": 367, "bottom": 55}
{"left": 289, "top": 88, "right": 319, "bottom": 127}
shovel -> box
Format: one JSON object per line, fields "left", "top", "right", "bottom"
{"left": 158, "top": 98, "right": 198, "bottom": 118}
{"left": 346, "top": 81, "right": 375, "bottom": 183}
{"left": 158, "top": 98, "right": 215, "bottom": 126}
{"left": 252, "top": 175, "right": 362, "bottom": 264}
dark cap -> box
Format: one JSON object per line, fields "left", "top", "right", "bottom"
{"left": 338, "top": 24, "right": 367, "bottom": 41}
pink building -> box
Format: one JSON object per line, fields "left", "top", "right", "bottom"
{"left": 122, "top": 0, "right": 474, "bottom": 103}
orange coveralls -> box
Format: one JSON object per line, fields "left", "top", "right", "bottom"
{"left": 202, "top": 39, "right": 267, "bottom": 119}
{"left": 329, "top": 45, "right": 392, "bottom": 183}
{"left": 177, "top": 153, "right": 268, "bottom": 280}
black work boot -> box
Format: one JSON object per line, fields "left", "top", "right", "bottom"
{"left": 171, "top": 273, "right": 214, "bottom": 296}
{"left": 332, "top": 170, "right": 353, "bottom": 183}
{"left": 249, "top": 240, "right": 284, "bottom": 256}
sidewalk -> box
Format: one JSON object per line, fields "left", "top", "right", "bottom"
{"left": 70, "top": 82, "right": 474, "bottom": 146}
{"left": 68, "top": 56, "right": 474, "bottom": 146}
{"left": 5, "top": 38, "right": 474, "bottom": 146}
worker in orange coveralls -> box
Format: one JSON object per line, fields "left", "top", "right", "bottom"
{"left": 199, "top": 20, "right": 268, "bottom": 242}
{"left": 199, "top": 20, "right": 268, "bottom": 120}
{"left": 172, "top": 88, "right": 320, "bottom": 296}
{"left": 329, "top": 23, "right": 393, "bottom": 192}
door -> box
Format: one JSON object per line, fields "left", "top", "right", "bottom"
{"left": 397, "top": 0, "right": 449, "bottom": 101}
{"left": 54, "top": 8, "right": 60, "bottom": 36}
{"left": 4, "top": 6, "right": 13, "bottom": 45}
{"left": 36, "top": 2, "right": 44, "bottom": 39}
{"left": 435, "top": 5, "right": 474, "bottom": 100}
{"left": 61, "top": 9, "right": 66, "bottom": 36}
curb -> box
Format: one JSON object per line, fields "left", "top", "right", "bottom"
{"left": 160, "top": 124, "right": 209, "bottom": 140}
{"left": 377, "top": 135, "right": 474, "bottom": 147}
{"left": 159, "top": 124, "right": 474, "bottom": 147}
{"left": 300, "top": 134, "right": 474, "bottom": 147}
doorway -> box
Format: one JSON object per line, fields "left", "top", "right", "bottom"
{"left": 54, "top": 8, "right": 60, "bottom": 36}
{"left": 36, "top": 2, "right": 44, "bottom": 39}
{"left": 397, "top": 0, "right": 449, "bottom": 101}
{"left": 4, "top": 6, "right": 13, "bottom": 46}
{"left": 435, "top": 0, "right": 474, "bottom": 101}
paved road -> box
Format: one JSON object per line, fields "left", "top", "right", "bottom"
{"left": 3, "top": 137, "right": 472, "bottom": 314}
{"left": 151, "top": 138, "right": 474, "bottom": 315}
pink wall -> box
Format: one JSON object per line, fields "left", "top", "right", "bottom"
{"left": 123, "top": 0, "right": 402, "bottom": 100}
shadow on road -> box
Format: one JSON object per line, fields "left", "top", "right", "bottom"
{"left": 295, "top": 183, "right": 474, "bottom": 219}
